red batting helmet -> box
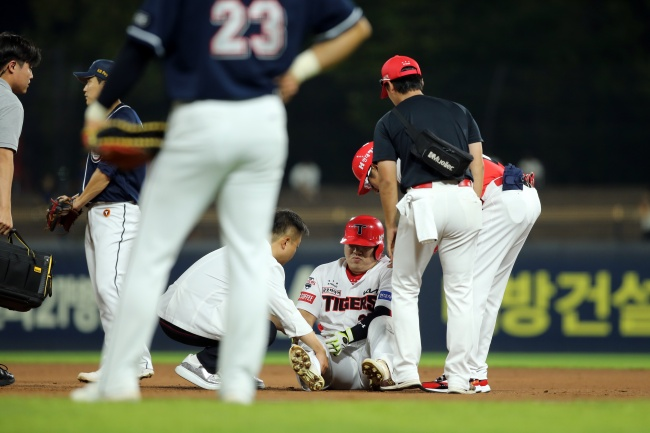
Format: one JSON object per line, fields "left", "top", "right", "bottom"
{"left": 340, "top": 215, "right": 384, "bottom": 261}
{"left": 352, "top": 142, "right": 374, "bottom": 196}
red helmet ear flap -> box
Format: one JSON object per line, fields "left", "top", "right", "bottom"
{"left": 374, "top": 242, "right": 384, "bottom": 261}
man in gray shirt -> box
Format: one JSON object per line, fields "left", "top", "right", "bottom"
{"left": 0, "top": 32, "right": 41, "bottom": 387}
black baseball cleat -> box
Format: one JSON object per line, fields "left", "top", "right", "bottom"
{"left": 0, "top": 364, "right": 15, "bottom": 386}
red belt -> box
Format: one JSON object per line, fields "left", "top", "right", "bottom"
{"left": 412, "top": 179, "right": 472, "bottom": 189}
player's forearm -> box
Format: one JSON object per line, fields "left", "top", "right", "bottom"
{"left": 73, "top": 169, "right": 110, "bottom": 209}
{"left": 311, "top": 17, "right": 372, "bottom": 72}
{"left": 299, "top": 331, "right": 326, "bottom": 357}
{"left": 0, "top": 149, "right": 14, "bottom": 211}
{"left": 468, "top": 142, "right": 484, "bottom": 198}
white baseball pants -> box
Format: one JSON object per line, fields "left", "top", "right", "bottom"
{"left": 95, "top": 95, "right": 287, "bottom": 403}
{"left": 85, "top": 202, "right": 152, "bottom": 372}
{"left": 469, "top": 183, "right": 541, "bottom": 379}
{"left": 391, "top": 182, "right": 482, "bottom": 390}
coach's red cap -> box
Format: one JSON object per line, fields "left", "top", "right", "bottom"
{"left": 379, "top": 55, "right": 422, "bottom": 99}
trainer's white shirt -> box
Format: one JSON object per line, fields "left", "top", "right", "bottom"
{"left": 0, "top": 78, "right": 24, "bottom": 151}
{"left": 157, "top": 243, "right": 313, "bottom": 340}
{"left": 296, "top": 256, "right": 393, "bottom": 335}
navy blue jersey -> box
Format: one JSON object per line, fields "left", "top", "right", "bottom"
{"left": 373, "top": 95, "right": 483, "bottom": 192}
{"left": 83, "top": 103, "right": 146, "bottom": 203}
{"left": 126, "top": 0, "right": 363, "bottom": 101}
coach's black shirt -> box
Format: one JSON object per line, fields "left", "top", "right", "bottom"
{"left": 373, "top": 94, "right": 483, "bottom": 193}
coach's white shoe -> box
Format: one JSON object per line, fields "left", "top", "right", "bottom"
{"left": 77, "top": 367, "right": 154, "bottom": 383}
{"left": 175, "top": 354, "right": 265, "bottom": 391}
{"left": 362, "top": 358, "right": 393, "bottom": 391}
{"left": 289, "top": 345, "right": 324, "bottom": 391}
{"left": 70, "top": 383, "right": 141, "bottom": 402}
{"left": 175, "top": 354, "right": 221, "bottom": 390}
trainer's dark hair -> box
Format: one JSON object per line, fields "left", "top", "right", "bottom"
{"left": 0, "top": 32, "right": 42, "bottom": 72}
{"left": 272, "top": 209, "right": 309, "bottom": 240}
{"left": 391, "top": 73, "right": 423, "bottom": 95}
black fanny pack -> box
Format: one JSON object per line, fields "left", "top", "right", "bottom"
{"left": 392, "top": 107, "right": 474, "bottom": 180}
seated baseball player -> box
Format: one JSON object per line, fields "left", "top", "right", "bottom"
{"left": 157, "top": 209, "right": 328, "bottom": 391}
{"left": 289, "top": 215, "right": 398, "bottom": 391}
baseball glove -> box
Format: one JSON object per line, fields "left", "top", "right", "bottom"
{"left": 46, "top": 196, "right": 82, "bottom": 232}
{"left": 84, "top": 120, "right": 166, "bottom": 170}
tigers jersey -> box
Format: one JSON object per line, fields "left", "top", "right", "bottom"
{"left": 297, "top": 256, "right": 392, "bottom": 336}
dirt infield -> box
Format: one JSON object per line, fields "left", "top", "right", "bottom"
{"left": 2, "top": 363, "right": 648, "bottom": 401}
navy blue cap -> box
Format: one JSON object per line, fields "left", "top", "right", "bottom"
{"left": 73, "top": 59, "right": 113, "bottom": 82}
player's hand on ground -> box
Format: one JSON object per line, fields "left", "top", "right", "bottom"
{"left": 324, "top": 328, "right": 354, "bottom": 356}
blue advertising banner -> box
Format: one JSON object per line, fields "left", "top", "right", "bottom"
{"left": 1, "top": 241, "right": 649, "bottom": 353}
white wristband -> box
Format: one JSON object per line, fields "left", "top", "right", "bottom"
{"left": 289, "top": 49, "right": 321, "bottom": 83}
{"left": 85, "top": 101, "right": 109, "bottom": 122}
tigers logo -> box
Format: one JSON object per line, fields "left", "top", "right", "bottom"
{"left": 103, "top": 209, "right": 110, "bottom": 217}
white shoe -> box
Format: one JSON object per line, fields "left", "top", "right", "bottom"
{"left": 77, "top": 368, "right": 154, "bottom": 383}
{"left": 139, "top": 368, "right": 155, "bottom": 380}
{"left": 70, "top": 383, "right": 140, "bottom": 402}
{"left": 174, "top": 354, "right": 265, "bottom": 391}
{"left": 448, "top": 384, "right": 477, "bottom": 394}
{"left": 77, "top": 371, "right": 101, "bottom": 383}
{"left": 362, "top": 358, "right": 393, "bottom": 390}
{"left": 175, "top": 354, "right": 221, "bottom": 390}
{"left": 379, "top": 378, "right": 422, "bottom": 391}
{"left": 289, "top": 345, "right": 324, "bottom": 391}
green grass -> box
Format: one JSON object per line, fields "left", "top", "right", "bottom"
{"left": 1, "top": 352, "right": 648, "bottom": 433}
{"left": 4, "top": 351, "right": 650, "bottom": 369}
{"left": 0, "top": 398, "right": 648, "bottom": 433}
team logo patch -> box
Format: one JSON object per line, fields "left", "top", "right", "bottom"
{"left": 298, "top": 291, "right": 316, "bottom": 304}
{"left": 378, "top": 291, "right": 392, "bottom": 301}
{"left": 322, "top": 287, "right": 341, "bottom": 297}
{"left": 304, "top": 277, "right": 316, "bottom": 290}
{"left": 103, "top": 209, "right": 110, "bottom": 217}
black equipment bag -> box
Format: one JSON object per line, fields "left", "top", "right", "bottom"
{"left": 0, "top": 229, "right": 54, "bottom": 312}
{"left": 392, "top": 107, "right": 474, "bottom": 180}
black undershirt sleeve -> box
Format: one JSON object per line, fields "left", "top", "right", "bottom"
{"left": 349, "top": 305, "right": 391, "bottom": 342}
{"left": 97, "top": 39, "right": 156, "bottom": 109}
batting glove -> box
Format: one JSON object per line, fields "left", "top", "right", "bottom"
{"left": 324, "top": 328, "right": 354, "bottom": 356}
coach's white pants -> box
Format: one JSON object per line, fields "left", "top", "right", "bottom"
{"left": 85, "top": 202, "right": 152, "bottom": 372}
{"left": 391, "top": 182, "right": 482, "bottom": 390}
{"left": 469, "top": 184, "right": 541, "bottom": 379}
{"left": 96, "top": 96, "right": 287, "bottom": 403}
